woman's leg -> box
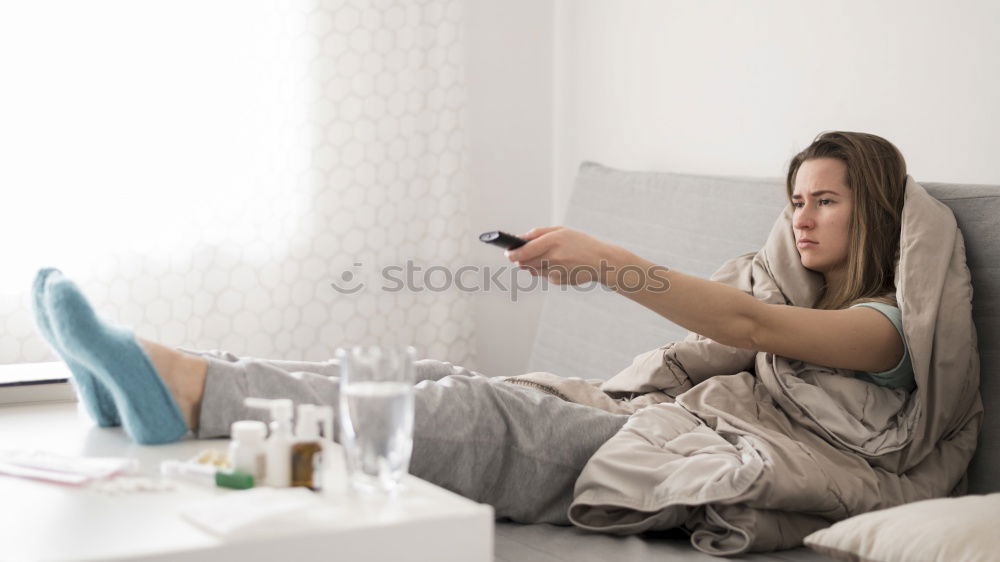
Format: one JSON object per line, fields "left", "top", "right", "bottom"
{"left": 40, "top": 268, "right": 627, "bottom": 524}
{"left": 409, "top": 368, "right": 630, "bottom": 525}
{"left": 187, "top": 352, "right": 629, "bottom": 525}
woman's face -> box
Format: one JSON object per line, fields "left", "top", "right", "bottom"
{"left": 791, "top": 158, "right": 853, "bottom": 281}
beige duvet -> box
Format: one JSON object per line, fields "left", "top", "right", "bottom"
{"left": 501, "top": 177, "right": 983, "bottom": 555}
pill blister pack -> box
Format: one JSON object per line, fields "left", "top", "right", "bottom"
{"left": 91, "top": 476, "right": 177, "bottom": 495}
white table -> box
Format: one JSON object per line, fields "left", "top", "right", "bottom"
{"left": 0, "top": 400, "right": 494, "bottom": 561}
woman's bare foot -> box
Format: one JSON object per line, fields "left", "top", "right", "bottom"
{"left": 139, "top": 339, "right": 208, "bottom": 431}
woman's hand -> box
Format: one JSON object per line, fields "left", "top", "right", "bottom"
{"left": 505, "top": 226, "right": 621, "bottom": 285}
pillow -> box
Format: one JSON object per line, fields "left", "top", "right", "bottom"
{"left": 803, "top": 493, "right": 1000, "bottom": 562}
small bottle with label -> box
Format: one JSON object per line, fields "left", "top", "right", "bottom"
{"left": 291, "top": 404, "right": 334, "bottom": 491}
{"left": 245, "top": 398, "right": 295, "bottom": 488}
{"left": 229, "top": 420, "right": 267, "bottom": 481}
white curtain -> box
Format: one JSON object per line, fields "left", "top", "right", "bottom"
{"left": 0, "top": 0, "right": 476, "bottom": 366}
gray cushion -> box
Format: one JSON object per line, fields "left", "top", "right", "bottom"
{"left": 515, "top": 162, "right": 999, "bottom": 559}
{"left": 921, "top": 182, "right": 1000, "bottom": 495}
{"left": 528, "top": 163, "right": 790, "bottom": 380}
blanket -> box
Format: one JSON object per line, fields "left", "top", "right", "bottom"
{"left": 500, "top": 176, "right": 983, "bottom": 555}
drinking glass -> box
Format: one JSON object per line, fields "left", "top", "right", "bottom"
{"left": 336, "top": 345, "right": 416, "bottom": 494}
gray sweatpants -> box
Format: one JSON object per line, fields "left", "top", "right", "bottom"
{"left": 183, "top": 349, "right": 629, "bottom": 525}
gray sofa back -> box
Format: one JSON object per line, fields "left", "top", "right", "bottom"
{"left": 527, "top": 162, "right": 999, "bottom": 495}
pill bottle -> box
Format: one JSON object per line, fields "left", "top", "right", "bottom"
{"left": 291, "top": 404, "right": 334, "bottom": 491}
{"left": 229, "top": 420, "right": 268, "bottom": 481}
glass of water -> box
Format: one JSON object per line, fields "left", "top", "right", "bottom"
{"left": 336, "top": 345, "right": 416, "bottom": 494}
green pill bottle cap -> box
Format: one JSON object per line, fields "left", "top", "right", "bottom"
{"left": 215, "top": 470, "right": 255, "bottom": 490}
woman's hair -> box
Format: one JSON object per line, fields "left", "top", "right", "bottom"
{"left": 785, "top": 131, "right": 908, "bottom": 310}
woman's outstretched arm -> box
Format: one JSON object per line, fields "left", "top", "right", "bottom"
{"left": 506, "top": 226, "right": 903, "bottom": 374}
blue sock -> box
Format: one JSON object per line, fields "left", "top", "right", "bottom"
{"left": 44, "top": 271, "right": 188, "bottom": 445}
{"left": 32, "top": 269, "right": 120, "bottom": 427}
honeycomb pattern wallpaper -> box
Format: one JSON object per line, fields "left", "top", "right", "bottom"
{"left": 0, "top": 0, "right": 477, "bottom": 368}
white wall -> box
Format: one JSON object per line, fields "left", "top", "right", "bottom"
{"left": 466, "top": 0, "right": 1000, "bottom": 379}
{"left": 553, "top": 0, "right": 1000, "bottom": 217}
{"left": 465, "top": 0, "right": 553, "bottom": 377}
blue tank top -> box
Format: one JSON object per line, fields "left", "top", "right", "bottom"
{"left": 849, "top": 302, "right": 915, "bottom": 391}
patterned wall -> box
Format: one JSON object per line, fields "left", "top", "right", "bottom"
{"left": 0, "top": 0, "right": 477, "bottom": 367}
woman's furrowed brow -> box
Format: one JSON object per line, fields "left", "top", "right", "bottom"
{"left": 791, "top": 189, "right": 840, "bottom": 200}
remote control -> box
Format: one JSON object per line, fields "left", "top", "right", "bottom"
{"left": 479, "top": 230, "right": 528, "bottom": 250}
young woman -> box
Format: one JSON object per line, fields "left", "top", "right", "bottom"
{"left": 34, "top": 131, "right": 911, "bottom": 525}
